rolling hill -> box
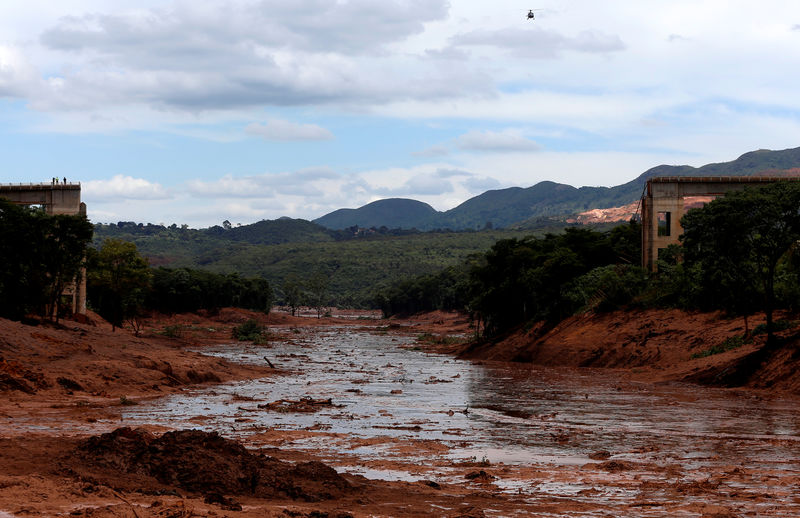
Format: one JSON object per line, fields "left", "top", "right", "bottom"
{"left": 314, "top": 147, "right": 800, "bottom": 231}
{"left": 313, "top": 198, "right": 438, "bottom": 230}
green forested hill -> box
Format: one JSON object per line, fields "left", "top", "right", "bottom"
{"left": 313, "top": 198, "right": 438, "bottom": 230}
{"left": 93, "top": 221, "right": 531, "bottom": 307}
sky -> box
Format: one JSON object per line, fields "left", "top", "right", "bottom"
{"left": 2, "top": 0, "right": 800, "bottom": 227}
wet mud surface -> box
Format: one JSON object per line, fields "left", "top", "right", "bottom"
{"left": 107, "top": 326, "right": 800, "bottom": 517}
{"left": 1, "top": 312, "right": 799, "bottom": 517}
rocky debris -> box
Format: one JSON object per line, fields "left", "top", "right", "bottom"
{"left": 0, "top": 358, "right": 47, "bottom": 393}
{"left": 595, "top": 460, "right": 636, "bottom": 472}
{"left": 589, "top": 450, "right": 612, "bottom": 460}
{"left": 282, "top": 510, "right": 354, "bottom": 518}
{"left": 258, "top": 397, "right": 338, "bottom": 413}
{"left": 450, "top": 505, "right": 487, "bottom": 517}
{"left": 57, "top": 376, "right": 84, "bottom": 392}
{"left": 72, "top": 428, "right": 352, "bottom": 502}
{"left": 464, "top": 470, "right": 495, "bottom": 481}
{"left": 204, "top": 492, "right": 242, "bottom": 511}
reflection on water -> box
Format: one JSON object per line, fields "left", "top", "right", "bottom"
{"left": 113, "top": 327, "right": 800, "bottom": 516}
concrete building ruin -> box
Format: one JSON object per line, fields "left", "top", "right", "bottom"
{"left": 641, "top": 176, "right": 800, "bottom": 271}
{"left": 0, "top": 182, "right": 87, "bottom": 315}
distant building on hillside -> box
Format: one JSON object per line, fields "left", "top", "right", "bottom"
{"left": 640, "top": 176, "right": 800, "bottom": 271}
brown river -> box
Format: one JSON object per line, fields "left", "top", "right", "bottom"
{"left": 109, "top": 326, "right": 800, "bottom": 517}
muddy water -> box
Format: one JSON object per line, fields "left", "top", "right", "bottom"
{"left": 119, "top": 327, "right": 800, "bottom": 516}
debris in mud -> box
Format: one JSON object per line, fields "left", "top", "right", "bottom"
{"left": 464, "top": 470, "right": 496, "bottom": 482}
{"left": 479, "top": 404, "right": 533, "bottom": 419}
{"left": 0, "top": 372, "right": 37, "bottom": 393}
{"left": 424, "top": 376, "right": 454, "bottom": 384}
{"left": 204, "top": 492, "right": 243, "bottom": 511}
{"left": 0, "top": 358, "right": 47, "bottom": 393}
{"left": 373, "top": 424, "right": 423, "bottom": 431}
{"left": 422, "top": 479, "right": 441, "bottom": 489}
{"left": 589, "top": 450, "right": 612, "bottom": 460}
{"left": 57, "top": 376, "right": 84, "bottom": 392}
{"left": 282, "top": 510, "right": 355, "bottom": 518}
{"left": 72, "top": 427, "right": 352, "bottom": 501}
{"left": 258, "top": 397, "right": 339, "bottom": 413}
{"left": 450, "top": 506, "right": 487, "bottom": 518}
{"left": 595, "top": 460, "right": 635, "bottom": 472}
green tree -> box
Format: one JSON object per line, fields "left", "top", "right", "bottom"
{"left": 282, "top": 274, "right": 304, "bottom": 316}
{"left": 88, "top": 239, "right": 152, "bottom": 332}
{"left": 43, "top": 214, "right": 95, "bottom": 321}
{"left": 0, "top": 199, "right": 92, "bottom": 321}
{"left": 681, "top": 182, "right": 800, "bottom": 344}
{"left": 306, "top": 270, "right": 330, "bottom": 318}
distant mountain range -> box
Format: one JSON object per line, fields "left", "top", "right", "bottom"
{"left": 313, "top": 147, "right": 800, "bottom": 231}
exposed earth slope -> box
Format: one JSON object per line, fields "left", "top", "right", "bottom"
{"left": 458, "top": 308, "right": 800, "bottom": 395}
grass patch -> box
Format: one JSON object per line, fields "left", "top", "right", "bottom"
{"left": 692, "top": 335, "right": 749, "bottom": 359}
{"left": 752, "top": 319, "right": 798, "bottom": 336}
{"left": 160, "top": 324, "right": 186, "bottom": 338}
{"left": 416, "top": 333, "right": 467, "bottom": 346}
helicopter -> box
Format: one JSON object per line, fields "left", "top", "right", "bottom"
{"left": 527, "top": 9, "right": 543, "bottom": 20}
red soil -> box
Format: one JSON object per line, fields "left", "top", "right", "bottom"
{"left": 1, "top": 305, "right": 798, "bottom": 517}
{"left": 457, "top": 308, "right": 800, "bottom": 395}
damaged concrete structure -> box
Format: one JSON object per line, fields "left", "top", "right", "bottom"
{"left": 641, "top": 176, "right": 800, "bottom": 271}
{"left": 0, "top": 182, "right": 88, "bottom": 314}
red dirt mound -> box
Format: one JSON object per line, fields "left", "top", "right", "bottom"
{"left": 72, "top": 427, "right": 351, "bottom": 502}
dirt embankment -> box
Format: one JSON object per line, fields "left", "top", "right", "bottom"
{"left": 458, "top": 308, "right": 800, "bottom": 394}
{"left": 0, "top": 309, "right": 508, "bottom": 517}
{"left": 0, "top": 310, "right": 272, "bottom": 403}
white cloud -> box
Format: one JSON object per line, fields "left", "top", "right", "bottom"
{"left": 0, "top": 45, "right": 38, "bottom": 97}
{"left": 450, "top": 27, "right": 626, "bottom": 59}
{"left": 463, "top": 176, "right": 501, "bottom": 192}
{"left": 455, "top": 130, "right": 541, "bottom": 152}
{"left": 375, "top": 173, "right": 455, "bottom": 196}
{"left": 412, "top": 145, "right": 449, "bottom": 157}
{"left": 245, "top": 119, "right": 333, "bottom": 141}
{"left": 186, "top": 168, "right": 341, "bottom": 198}
{"left": 83, "top": 174, "right": 170, "bottom": 200}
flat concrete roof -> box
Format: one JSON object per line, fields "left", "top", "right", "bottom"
{"left": 0, "top": 183, "right": 81, "bottom": 190}
{"left": 649, "top": 176, "right": 800, "bottom": 183}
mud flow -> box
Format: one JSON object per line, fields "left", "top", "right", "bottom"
{"left": 109, "top": 327, "right": 800, "bottom": 517}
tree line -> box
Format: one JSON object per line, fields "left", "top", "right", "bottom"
{"left": 87, "top": 239, "right": 273, "bottom": 331}
{"left": 375, "top": 181, "right": 800, "bottom": 344}
{"left": 0, "top": 201, "right": 273, "bottom": 329}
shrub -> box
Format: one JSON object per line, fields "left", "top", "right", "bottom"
{"left": 232, "top": 319, "right": 265, "bottom": 341}
{"left": 160, "top": 324, "right": 186, "bottom": 338}
{"left": 753, "top": 319, "right": 797, "bottom": 336}
{"left": 563, "top": 264, "right": 649, "bottom": 314}
{"left": 692, "top": 335, "right": 748, "bottom": 358}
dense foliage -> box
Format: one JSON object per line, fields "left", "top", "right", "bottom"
{"left": 464, "top": 223, "right": 642, "bottom": 336}
{"left": 94, "top": 221, "right": 531, "bottom": 308}
{"left": 374, "top": 222, "right": 643, "bottom": 337}
{"left": 85, "top": 240, "right": 273, "bottom": 326}
{"left": 87, "top": 239, "right": 152, "bottom": 331}
{"left": 677, "top": 181, "right": 800, "bottom": 342}
{"left": 147, "top": 268, "right": 272, "bottom": 314}
{"left": 0, "top": 199, "right": 93, "bottom": 321}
